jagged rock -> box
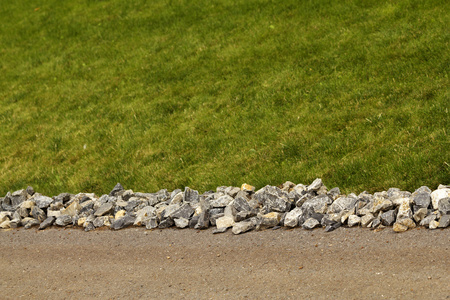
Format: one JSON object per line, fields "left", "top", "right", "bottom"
{"left": 54, "top": 193, "right": 72, "bottom": 204}
{"left": 55, "top": 215, "right": 73, "bottom": 226}
{"left": 302, "top": 218, "right": 320, "bottom": 230}
{"left": 39, "top": 216, "right": 56, "bottom": 230}
{"left": 94, "top": 203, "right": 114, "bottom": 217}
{"left": 17, "top": 207, "right": 29, "bottom": 218}
{"left": 20, "top": 201, "right": 35, "bottom": 209}
{"left": 145, "top": 217, "right": 158, "bottom": 229}
{"left": 233, "top": 196, "right": 251, "bottom": 212}
{"left": 413, "top": 208, "right": 428, "bottom": 223}
{"left": 327, "top": 187, "right": 341, "bottom": 200}
{"left": 93, "top": 216, "right": 110, "bottom": 228}
{"left": 283, "top": 207, "right": 302, "bottom": 227}
{"left": 397, "top": 198, "right": 412, "bottom": 220}
{"left": 77, "top": 217, "right": 86, "bottom": 227}
{"left": 370, "top": 196, "right": 393, "bottom": 214}
{"left": 393, "top": 218, "right": 416, "bottom": 232}
{"left": 184, "top": 187, "right": 199, "bottom": 203}
{"left": 361, "top": 214, "right": 375, "bottom": 227}
{"left": 169, "top": 192, "right": 184, "bottom": 205}
{"left": 413, "top": 192, "right": 431, "bottom": 209}
{"left": 307, "top": 178, "right": 323, "bottom": 192}
{"left": 327, "top": 196, "right": 357, "bottom": 214}
{"left": 371, "top": 218, "right": 381, "bottom": 229}
{"left": 431, "top": 188, "right": 450, "bottom": 210}
{"left": 253, "top": 186, "right": 291, "bottom": 213}
{"left": 438, "top": 198, "right": 450, "bottom": 215}
{"left": 210, "top": 213, "right": 224, "bottom": 226}
{"left": 158, "top": 217, "right": 174, "bottom": 229}
{"left": 438, "top": 215, "right": 450, "bottom": 228}
{"left": 381, "top": 210, "right": 396, "bottom": 226}
{"left": 11, "top": 189, "right": 27, "bottom": 208}
{"left": 189, "top": 215, "right": 199, "bottom": 228}
{"left": 111, "top": 215, "right": 135, "bottom": 230}
{"left": 260, "top": 212, "right": 281, "bottom": 227}
{"left": 302, "top": 195, "right": 332, "bottom": 214}
{"left": 134, "top": 206, "right": 156, "bottom": 226}
{"left": 31, "top": 206, "right": 46, "bottom": 222}
{"left": 26, "top": 186, "right": 35, "bottom": 196}
{"left": 241, "top": 183, "right": 255, "bottom": 193}
{"left": 325, "top": 222, "right": 341, "bottom": 232}
{"left": 61, "top": 201, "right": 82, "bottom": 216}
{"left": 0, "top": 212, "right": 11, "bottom": 223}
{"left": 232, "top": 220, "right": 255, "bottom": 235}
{"left": 0, "top": 220, "right": 11, "bottom": 229}
{"left": 208, "top": 195, "right": 232, "bottom": 208}
{"left": 195, "top": 204, "right": 210, "bottom": 229}
{"left": 216, "top": 216, "right": 235, "bottom": 230}
{"left": 393, "top": 222, "right": 408, "bottom": 232}
{"left": 225, "top": 187, "right": 240, "bottom": 198}
{"left": 115, "top": 210, "right": 126, "bottom": 219}
{"left": 174, "top": 218, "right": 189, "bottom": 228}
{"left": 347, "top": 215, "right": 361, "bottom": 227}
{"left": 109, "top": 183, "right": 124, "bottom": 196}
{"left": 420, "top": 214, "right": 437, "bottom": 227}
{"left": 24, "top": 218, "right": 40, "bottom": 229}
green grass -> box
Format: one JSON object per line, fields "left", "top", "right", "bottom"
{"left": 0, "top": 0, "right": 449, "bottom": 196}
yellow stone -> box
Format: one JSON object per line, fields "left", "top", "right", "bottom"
{"left": 77, "top": 217, "right": 86, "bottom": 227}
{"left": 115, "top": 210, "right": 126, "bottom": 219}
{"left": 241, "top": 183, "right": 255, "bottom": 192}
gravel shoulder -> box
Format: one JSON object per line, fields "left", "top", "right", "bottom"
{"left": 1, "top": 227, "right": 449, "bottom": 299}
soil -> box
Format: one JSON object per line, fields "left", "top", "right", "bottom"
{"left": 1, "top": 227, "right": 449, "bottom": 299}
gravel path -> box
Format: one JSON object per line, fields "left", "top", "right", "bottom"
{"left": 1, "top": 227, "right": 449, "bottom": 299}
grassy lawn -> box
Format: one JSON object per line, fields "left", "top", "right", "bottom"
{"left": 0, "top": 0, "right": 448, "bottom": 196}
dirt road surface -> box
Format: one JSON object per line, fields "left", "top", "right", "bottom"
{"left": 1, "top": 227, "right": 449, "bottom": 299}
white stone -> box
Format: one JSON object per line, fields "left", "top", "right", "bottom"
{"left": 347, "top": 215, "right": 361, "bottom": 227}
{"left": 216, "top": 216, "right": 235, "bottom": 229}
{"left": 284, "top": 207, "right": 302, "bottom": 227}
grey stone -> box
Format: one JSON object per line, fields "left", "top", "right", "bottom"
{"left": 414, "top": 186, "right": 432, "bottom": 194}
{"left": 302, "top": 195, "right": 332, "bottom": 214}
{"left": 10, "top": 189, "right": 27, "bottom": 208}
{"left": 438, "top": 197, "right": 450, "bottom": 215}
{"left": 31, "top": 206, "right": 46, "bottom": 222}
{"left": 295, "top": 192, "right": 315, "bottom": 207}
{"left": 94, "top": 203, "right": 114, "bottom": 217}
{"left": 26, "top": 186, "right": 35, "bottom": 196}
{"left": 233, "top": 196, "right": 252, "bottom": 212}
{"left": 84, "top": 222, "right": 95, "bottom": 232}
{"left": 54, "top": 193, "right": 72, "bottom": 203}
{"left": 169, "top": 203, "right": 194, "bottom": 219}
{"left": 302, "top": 218, "right": 320, "bottom": 230}
{"left": 145, "top": 217, "right": 158, "bottom": 229}
{"left": 24, "top": 218, "right": 40, "bottom": 229}
{"left": 195, "top": 209, "right": 210, "bottom": 230}
{"left": 413, "top": 192, "right": 431, "bottom": 209}
{"left": 371, "top": 218, "right": 381, "bottom": 229}
{"left": 438, "top": 215, "right": 450, "bottom": 228}
{"left": 253, "top": 186, "right": 290, "bottom": 212}
{"left": 109, "top": 183, "right": 124, "bottom": 196}
{"left": 307, "top": 178, "right": 323, "bottom": 192}
{"left": 210, "top": 195, "right": 233, "bottom": 207}
{"left": 232, "top": 221, "right": 255, "bottom": 235}
{"left": 111, "top": 215, "right": 135, "bottom": 230}
{"left": 327, "top": 196, "right": 357, "bottom": 214}
{"left": 189, "top": 215, "right": 199, "bottom": 228}
{"left": 420, "top": 214, "right": 437, "bottom": 227}
{"left": 327, "top": 187, "right": 341, "bottom": 200}
{"left": 55, "top": 215, "right": 73, "bottom": 226}
{"left": 33, "top": 194, "right": 54, "bottom": 209}
{"left": 17, "top": 207, "right": 29, "bottom": 218}
{"left": 225, "top": 186, "right": 241, "bottom": 198}
{"left": 184, "top": 187, "right": 199, "bottom": 203}
{"left": 380, "top": 210, "right": 396, "bottom": 226}
{"left": 325, "top": 222, "right": 341, "bottom": 232}
{"left": 39, "top": 216, "right": 55, "bottom": 230}
{"left": 158, "top": 217, "right": 174, "bottom": 229}
{"left": 235, "top": 210, "right": 256, "bottom": 222}
{"left": 174, "top": 218, "right": 189, "bottom": 228}
{"left": 124, "top": 200, "right": 140, "bottom": 212}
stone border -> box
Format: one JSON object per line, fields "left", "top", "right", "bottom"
{"left": 1, "top": 179, "right": 449, "bottom": 233}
